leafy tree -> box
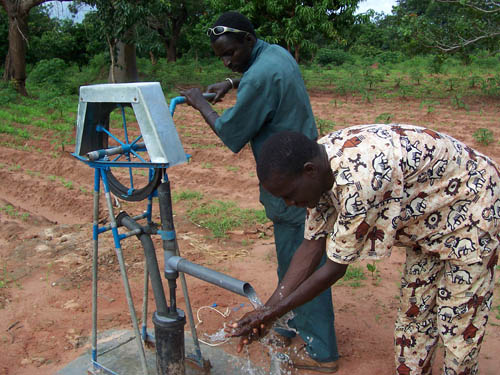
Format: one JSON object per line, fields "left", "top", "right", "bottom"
{"left": 0, "top": 0, "right": 72, "bottom": 95}
{"left": 28, "top": 18, "right": 90, "bottom": 69}
{"left": 208, "top": 0, "right": 361, "bottom": 62}
{"left": 145, "top": 0, "right": 205, "bottom": 62}
{"left": 78, "top": 0, "right": 149, "bottom": 83}
{"left": 395, "top": 0, "right": 500, "bottom": 53}
{"left": 0, "top": 8, "right": 8, "bottom": 66}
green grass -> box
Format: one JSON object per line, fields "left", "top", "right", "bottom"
{"left": 338, "top": 265, "right": 366, "bottom": 288}
{"left": 0, "top": 204, "right": 29, "bottom": 221}
{"left": 473, "top": 128, "right": 495, "bottom": 146}
{"left": 172, "top": 189, "right": 204, "bottom": 203}
{"left": 187, "top": 200, "right": 268, "bottom": 238}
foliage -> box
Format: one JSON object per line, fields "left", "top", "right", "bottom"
{"left": 208, "top": 0, "right": 361, "bottom": 62}
{"left": 0, "top": 7, "right": 8, "bottom": 63}
{"left": 473, "top": 128, "right": 495, "bottom": 146}
{"left": 395, "top": 0, "right": 500, "bottom": 54}
{"left": 316, "top": 48, "right": 354, "bottom": 66}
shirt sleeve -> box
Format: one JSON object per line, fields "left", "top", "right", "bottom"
{"left": 214, "top": 77, "right": 277, "bottom": 153}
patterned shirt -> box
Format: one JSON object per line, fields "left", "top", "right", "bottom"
{"left": 304, "top": 124, "right": 500, "bottom": 265}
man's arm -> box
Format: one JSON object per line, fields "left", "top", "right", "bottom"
{"left": 231, "top": 237, "right": 347, "bottom": 343}
{"left": 180, "top": 88, "right": 219, "bottom": 135}
{"left": 265, "top": 237, "right": 328, "bottom": 307}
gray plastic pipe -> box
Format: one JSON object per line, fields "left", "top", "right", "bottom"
{"left": 166, "top": 256, "right": 262, "bottom": 309}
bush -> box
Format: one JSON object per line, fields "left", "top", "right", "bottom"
{"left": 315, "top": 48, "right": 353, "bottom": 66}
{"left": 28, "top": 58, "right": 68, "bottom": 85}
{"left": 376, "top": 51, "right": 405, "bottom": 65}
{"left": 0, "top": 81, "right": 19, "bottom": 106}
{"left": 471, "top": 51, "right": 500, "bottom": 69}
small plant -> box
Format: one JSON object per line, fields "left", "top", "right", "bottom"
{"left": 225, "top": 165, "right": 239, "bottom": 172}
{"left": 473, "top": 128, "right": 494, "bottom": 146}
{"left": 0, "top": 267, "right": 9, "bottom": 288}
{"left": 61, "top": 178, "right": 74, "bottom": 189}
{"left": 450, "top": 94, "right": 469, "bottom": 111}
{"left": 409, "top": 69, "right": 423, "bottom": 85}
{"left": 201, "top": 162, "right": 213, "bottom": 169}
{"left": 366, "top": 261, "right": 381, "bottom": 282}
{"left": 316, "top": 118, "right": 335, "bottom": 135}
{"left": 420, "top": 100, "right": 438, "bottom": 115}
{"left": 374, "top": 113, "right": 393, "bottom": 124}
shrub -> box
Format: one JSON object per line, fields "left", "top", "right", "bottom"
{"left": 0, "top": 81, "right": 19, "bottom": 106}
{"left": 376, "top": 51, "right": 405, "bottom": 64}
{"left": 316, "top": 48, "right": 353, "bottom": 66}
{"left": 28, "top": 58, "right": 68, "bottom": 85}
{"left": 471, "top": 51, "right": 500, "bottom": 69}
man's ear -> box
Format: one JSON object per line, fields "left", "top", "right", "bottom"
{"left": 303, "top": 161, "right": 318, "bottom": 177}
{"left": 245, "top": 33, "right": 256, "bottom": 46}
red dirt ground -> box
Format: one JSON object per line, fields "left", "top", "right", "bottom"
{"left": 0, "top": 91, "right": 499, "bottom": 375}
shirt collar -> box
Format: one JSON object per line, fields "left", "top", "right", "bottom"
{"left": 244, "top": 39, "right": 264, "bottom": 73}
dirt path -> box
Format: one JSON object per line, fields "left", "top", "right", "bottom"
{"left": 0, "top": 92, "right": 499, "bottom": 375}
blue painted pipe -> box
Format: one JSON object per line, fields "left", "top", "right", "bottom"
{"left": 169, "top": 93, "right": 216, "bottom": 116}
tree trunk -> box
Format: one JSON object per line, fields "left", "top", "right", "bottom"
{"left": 3, "top": 5, "right": 29, "bottom": 96}
{"left": 1, "top": 0, "right": 72, "bottom": 96}
{"left": 294, "top": 44, "right": 300, "bottom": 63}
{"left": 166, "top": 40, "right": 176, "bottom": 63}
{"left": 108, "top": 29, "right": 138, "bottom": 83}
{"left": 149, "top": 51, "right": 157, "bottom": 65}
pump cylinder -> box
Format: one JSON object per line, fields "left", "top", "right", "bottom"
{"left": 152, "top": 310, "right": 186, "bottom": 375}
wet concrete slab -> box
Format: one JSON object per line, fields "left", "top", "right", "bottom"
{"left": 58, "top": 329, "right": 269, "bottom": 375}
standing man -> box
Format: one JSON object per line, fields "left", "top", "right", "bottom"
{"left": 181, "top": 11, "right": 339, "bottom": 372}
{"left": 231, "top": 124, "right": 499, "bottom": 375}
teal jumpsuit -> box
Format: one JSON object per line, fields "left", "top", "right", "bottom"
{"left": 214, "top": 39, "right": 339, "bottom": 362}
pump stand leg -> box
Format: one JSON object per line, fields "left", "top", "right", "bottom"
{"left": 142, "top": 267, "right": 149, "bottom": 342}
{"left": 91, "top": 169, "right": 100, "bottom": 368}
{"left": 102, "top": 171, "right": 149, "bottom": 375}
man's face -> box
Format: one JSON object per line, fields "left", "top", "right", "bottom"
{"left": 211, "top": 34, "right": 254, "bottom": 73}
{"left": 263, "top": 170, "right": 325, "bottom": 209}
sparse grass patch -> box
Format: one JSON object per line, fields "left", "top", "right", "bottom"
{"left": 0, "top": 204, "right": 30, "bottom": 221}
{"left": 187, "top": 200, "right": 267, "bottom": 238}
{"left": 375, "top": 112, "right": 393, "bottom": 124}
{"left": 473, "top": 128, "right": 494, "bottom": 146}
{"left": 338, "top": 265, "right": 366, "bottom": 287}
{"left": 172, "top": 189, "right": 204, "bottom": 203}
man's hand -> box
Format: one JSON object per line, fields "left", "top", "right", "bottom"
{"left": 226, "top": 307, "right": 276, "bottom": 352}
{"left": 207, "top": 81, "right": 232, "bottom": 103}
{"left": 180, "top": 88, "right": 209, "bottom": 110}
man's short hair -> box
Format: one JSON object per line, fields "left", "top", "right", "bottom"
{"left": 210, "top": 11, "right": 256, "bottom": 43}
{"left": 257, "top": 131, "right": 319, "bottom": 183}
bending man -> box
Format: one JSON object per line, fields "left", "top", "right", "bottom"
{"left": 232, "top": 124, "right": 499, "bottom": 375}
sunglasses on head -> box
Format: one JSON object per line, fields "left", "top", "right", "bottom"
{"left": 207, "top": 26, "right": 248, "bottom": 37}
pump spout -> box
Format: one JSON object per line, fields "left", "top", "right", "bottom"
{"left": 167, "top": 256, "right": 262, "bottom": 308}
